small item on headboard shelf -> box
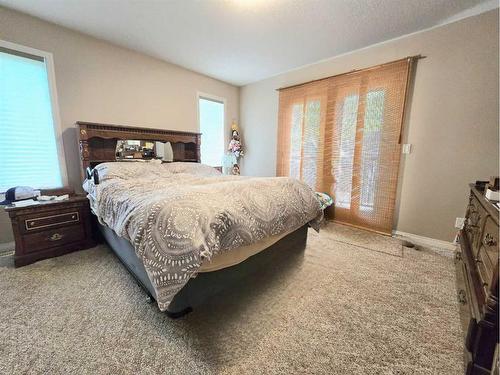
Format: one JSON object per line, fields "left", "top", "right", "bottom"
{"left": 85, "top": 167, "right": 93, "bottom": 180}
{"left": 155, "top": 141, "right": 174, "bottom": 162}
{"left": 93, "top": 169, "right": 100, "bottom": 185}
{"left": 85, "top": 167, "right": 100, "bottom": 185}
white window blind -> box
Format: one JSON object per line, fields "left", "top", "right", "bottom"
{"left": 0, "top": 47, "right": 63, "bottom": 192}
{"left": 199, "top": 97, "right": 224, "bottom": 167}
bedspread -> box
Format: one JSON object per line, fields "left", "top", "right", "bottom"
{"left": 89, "top": 162, "right": 322, "bottom": 311}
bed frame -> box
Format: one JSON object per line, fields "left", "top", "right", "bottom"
{"left": 77, "top": 121, "right": 309, "bottom": 318}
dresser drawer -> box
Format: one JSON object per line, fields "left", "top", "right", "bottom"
{"left": 480, "top": 217, "right": 499, "bottom": 266}
{"left": 455, "top": 251, "right": 476, "bottom": 335}
{"left": 23, "top": 211, "right": 80, "bottom": 233}
{"left": 465, "top": 195, "right": 486, "bottom": 255}
{"left": 477, "top": 249, "right": 492, "bottom": 283}
{"left": 476, "top": 252, "right": 491, "bottom": 295}
{"left": 22, "top": 224, "right": 86, "bottom": 253}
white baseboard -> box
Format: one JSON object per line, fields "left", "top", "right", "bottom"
{"left": 392, "top": 230, "right": 456, "bottom": 253}
{"left": 0, "top": 241, "right": 15, "bottom": 253}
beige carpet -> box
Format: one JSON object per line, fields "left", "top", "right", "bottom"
{"left": 0, "top": 223, "right": 463, "bottom": 374}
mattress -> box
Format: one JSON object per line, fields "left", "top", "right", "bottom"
{"left": 198, "top": 229, "right": 292, "bottom": 272}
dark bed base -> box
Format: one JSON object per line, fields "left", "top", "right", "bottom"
{"left": 98, "top": 223, "right": 309, "bottom": 318}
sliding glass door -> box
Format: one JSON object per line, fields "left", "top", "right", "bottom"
{"left": 277, "top": 59, "right": 412, "bottom": 234}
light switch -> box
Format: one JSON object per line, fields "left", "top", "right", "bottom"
{"left": 402, "top": 144, "right": 412, "bottom": 154}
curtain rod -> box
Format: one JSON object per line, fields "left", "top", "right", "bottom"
{"left": 276, "top": 55, "right": 425, "bottom": 91}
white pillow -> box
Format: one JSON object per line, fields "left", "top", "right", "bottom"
{"left": 161, "top": 162, "right": 221, "bottom": 176}
{"left": 155, "top": 141, "right": 174, "bottom": 162}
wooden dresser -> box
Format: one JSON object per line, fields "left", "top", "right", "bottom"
{"left": 5, "top": 195, "right": 95, "bottom": 267}
{"left": 457, "top": 184, "right": 499, "bottom": 374}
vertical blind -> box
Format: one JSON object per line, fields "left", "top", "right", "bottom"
{"left": 277, "top": 58, "right": 413, "bottom": 234}
{"left": 0, "top": 48, "right": 63, "bottom": 192}
{"left": 199, "top": 97, "right": 224, "bottom": 167}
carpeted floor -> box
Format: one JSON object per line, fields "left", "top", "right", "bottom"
{"left": 0, "top": 223, "right": 463, "bottom": 374}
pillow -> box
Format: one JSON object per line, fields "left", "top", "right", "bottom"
{"left": 93, "top": 159, "right": 166, "bottom": 182}
{"left": 114, "top": 158, "right": 148, "bottom": 162}
{"left": 155, "top": 142, "right": 174, "bottom": 162}
{"left": 161, "top": 162, "right": 221, "bottom": 176}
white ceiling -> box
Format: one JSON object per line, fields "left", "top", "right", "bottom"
{"left": 0, "top": 0, "right": 496, "bottom": 86}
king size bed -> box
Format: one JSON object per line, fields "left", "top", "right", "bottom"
{"left": 78, "top": 122, "right": 323, "bottom": 317}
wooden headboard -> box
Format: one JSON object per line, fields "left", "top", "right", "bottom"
{"left": 77, "top": 121, "right": 201, "bottom": 179}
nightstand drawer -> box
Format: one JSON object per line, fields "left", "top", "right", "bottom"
{"left": 22, "top": 225, "right": 86, "bottom": 253}
{"left": 24, "top": 211, "right": 80, "bottom": 232}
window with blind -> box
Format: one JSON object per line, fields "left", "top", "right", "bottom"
{"left": 277, "top": 58, "right": 414, "bottom": 234}
{"left": 0, "top": 44, "right": 65, "bottom": 192}
{"left": 199, "top": 96, "right": 225, "bottom": 167}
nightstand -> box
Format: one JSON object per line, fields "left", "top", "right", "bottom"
{"left": 4, "top": 195, "right": 95, "bottom": 267}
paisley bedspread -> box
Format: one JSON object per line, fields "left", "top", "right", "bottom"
{"left": 87, "top": 161, "right": 322, "bottom": 311}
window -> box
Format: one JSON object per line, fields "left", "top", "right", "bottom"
{"left": 198, "top": 96, "right": 224, "bottom": 167}
{"left": 334, "top": 94, "right": 359, "bottom": 209}
{"left": 0, "top": 41, "right": 66, "bottom": 192}
{"left": 359, "top": 90, "right": 385, "bottom": 210}
{"left": 277, "top": 58, "right": 414, "bottom": 234}
{"left": 288, "top": 99, "right": 321, "bottom": 188}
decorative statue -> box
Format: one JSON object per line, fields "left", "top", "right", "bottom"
{"left": 228, "top": 129, "right": 243, "bottom": 159}
{"left": 226, "top": 120, "right": 244, "bottom": 175}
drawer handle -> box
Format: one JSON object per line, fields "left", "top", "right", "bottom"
{"left": 457, "top": 289, "right": 467, "bottom": 305}
{"left": 465, "top": 223, "right": 479, "bottom": 232}
{"left": 48, "top": 233, "right": 64, "bottom": 241}
{"left": 484, "top": 233, "right": 497, "bottom": 247}
{"left": 471, "top": 215, "right": 481, "bottom": 226}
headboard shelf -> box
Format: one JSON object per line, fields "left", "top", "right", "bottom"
{"left": 77, "top": 121, "right": 201, "bottom": 179}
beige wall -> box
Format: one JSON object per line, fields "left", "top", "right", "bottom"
{"left": 240, "top": 9, "right": 499, "bottom": 242}
{"left": 0, "top": 7, "right": 239, "bottom": 244}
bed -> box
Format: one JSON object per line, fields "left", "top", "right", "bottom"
{"left": 78, "top": 121, "right": 322, "bottom": 317}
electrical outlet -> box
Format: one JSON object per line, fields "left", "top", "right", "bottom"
{"left": 455, "top": 217, "right": 465, "bottom": 229}
{"left": 402, "top": 144, "right": 412, "bottom": 154}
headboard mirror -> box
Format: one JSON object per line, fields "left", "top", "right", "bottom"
{"left": 116, "top": 140, "right": 155, "bottom": 160}
{"left": 114, "top": 140, "right": 174, "bottom": 162}
{"left": 77, "top": 121, "right": 201, "bottom": 180}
